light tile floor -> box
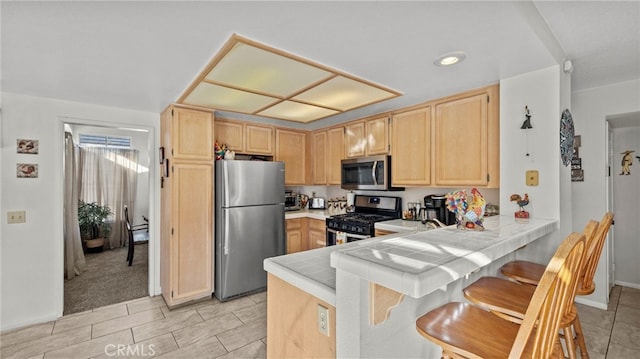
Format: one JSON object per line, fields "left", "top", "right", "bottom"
{"left": 1, "top": 286, "right": 638, "bottom": 358}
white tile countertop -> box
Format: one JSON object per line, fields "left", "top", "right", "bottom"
{"left": 284, "top": 208, "right": 331, "bottom": 220}
{"left": 330, "top": 215, "right": 557, "bottom": 298}
{"left": 375, "top": 218, "right": 435, "bottom": 233}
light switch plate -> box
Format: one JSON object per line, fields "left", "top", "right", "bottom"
{"left": 526, "top": 170, "right": 539, "bottom": 186}
{"left": 7, "top": 210, "right": 26, "bottom": 224}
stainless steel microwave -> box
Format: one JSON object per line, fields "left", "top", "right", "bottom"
{"left": 341, "top": 155, "right": 404, "bottom": 191}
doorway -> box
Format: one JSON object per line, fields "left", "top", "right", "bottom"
{"left": 62, "top": 120, "right": 153, "bottom": 315}
{"left": 607, "top": 111, "right": 640, "bottom": 290}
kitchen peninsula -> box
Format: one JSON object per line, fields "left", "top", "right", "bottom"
{"left": 264, "top": 215, "right": 557, "bottom": 358}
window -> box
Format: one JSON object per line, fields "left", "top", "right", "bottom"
{"left": 79, "top": 133, "right": 131, "bottom": 148}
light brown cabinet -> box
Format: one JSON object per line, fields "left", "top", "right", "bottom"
{"left": 433, "top": 85, "right": 499, "bottom": 187}
{"left": 285, "top": 217, "right": 326, "bottom": 253}
{"left": 345, "top": 116, "right": 389, "bottom": 158}
{"left": 215, "top": 119, "right": 273, "bottom": 155}
{"left": 286, "top": 218, "right": 307, "bottom": 254}
{"left": 276, "top": 128, "right": 306, "bottom": 185}
{"left": 312, "top": 131, "right": 327, "bottom": 184}
{"left": 390, "top": 84, "right": 499, "bottom": 188}
{"left": 311, "top": 127, "right": 344, "bottom": 185}
{"left": 160, "top": 106, "right": 214, "bottom": 308}
{"left": 307, "top": 218, "right": 326, "bottom": 249}
{"left": 391, "top": 107, "right": 431, "bottom": 186}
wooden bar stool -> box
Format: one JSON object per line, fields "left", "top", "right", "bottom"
{"left": 501, "top": 212, "right": 613, "bottom": 293}
{"left": 416, "top": 232, "right": 585, "bottom": 359}
{"left": 463, "top": 214, "right": 613, "bottom": 358}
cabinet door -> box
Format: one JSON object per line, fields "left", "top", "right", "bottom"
{"left": 434, "top": 93, "right": 488, "bottom": 186}
{"left": 276, "top": 129, "right": 306, "bottom": 185}
{"left": 391, "top": 107, "right": 431, "bottom": 186}
{"left": 312, "top": 131, "right": 327, "bottom": 184}
{"left": 245, "top": 124, "right": 274, "bottom": 155}
{"left": 366, "top": 117, "right": 389, "bottom": 155}
{"left": 286, "top": 218, "right": 306, "bottom": 254}
{"left": 215, "top": 120, "right": 244, "bottom": 152}
{"left": 345, "top": 121, "right": 366, "bottom": 158}
{"left": 374, "top": 229, "right": 397, "bottom": 237}
{"left": 171, "top": 107, "right": 213, "bottom": 160}
{"left": 170, "top": 162, "right": 213, "bottom": 303}
{"left": 326, "top": 127, "right": 345, "bottom": 185}
{"left": 308, "top": 219, "right": 326, "bottom": 249}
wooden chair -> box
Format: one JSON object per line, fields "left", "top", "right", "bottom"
{"left": 500, "top": 212, "right": 613, "bottom": 294}
{"left": 463, "top": 214, "right": 613, "bottom": 358}
{"left": 416, "top": 232, "right": 585, "bottom": 359}
{"left": 124, "top": 205, "right": 149, "bottom": 266}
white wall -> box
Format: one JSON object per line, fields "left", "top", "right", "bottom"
{"left": 571, "top": 79, "right": 640, "bottom": 307}
{"left": 499, "top": 66, "right": 566, "bottom": 262}
{"left": 0, "top": 92, "right": 161, "bottom": 331}
{"left": 612, "top": 126, "right": 640, "bottom": 287}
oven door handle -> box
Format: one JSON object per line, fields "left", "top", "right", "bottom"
{"left": 371, "top": 161, "right": 378, "bottom": 186}
{"left": 327, "top": 228, "right": 371, "bottom": 240}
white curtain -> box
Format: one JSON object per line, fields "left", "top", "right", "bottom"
{"left": 64, "top": 132, "right": 87, "bottom": 280}
{"left": 78, "top": 147, "right": 139, "bottom": 249}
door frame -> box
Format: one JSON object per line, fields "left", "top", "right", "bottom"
{"left": 58, "top": 116, "right": 161, "bottom": 314}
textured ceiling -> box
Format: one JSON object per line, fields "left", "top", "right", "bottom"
{"left": 2, "top": 1, "right": 638, "bottom": 128}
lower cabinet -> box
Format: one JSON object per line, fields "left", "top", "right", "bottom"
{"left": 308, "top": 219, "right": 327, "bottom": 250}
{"left": 286, "top": 217, "right": 326, "bottom": 254}
{"left": 286, "top": 218, "right": 307, "bottom": 254}
{"left": 267, "top": 274, "right": 336, "bottom": 358}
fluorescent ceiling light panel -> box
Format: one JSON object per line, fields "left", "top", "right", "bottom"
{"left": 258, "top": 101, "right": 339, "bottom": 123}
{"left": 182, "top": 82, "right": 277, "bottom": 113}
{"left": 178, "top": 34, "right": 401, "bottom": 123}
{"left": 205, "top": 42, "right": 333, "bottom": 97}
{"left": 293, "top": 76, "right": 398, "bottom": 111}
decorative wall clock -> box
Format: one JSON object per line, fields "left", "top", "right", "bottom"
{"left": 560, "top": 109, "right": 575, "bottom": 166}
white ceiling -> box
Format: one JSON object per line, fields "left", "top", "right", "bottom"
{"left": 2, "top": 1, "right": 639, "bottom": 128}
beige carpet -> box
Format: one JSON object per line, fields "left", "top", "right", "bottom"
{"left": 64, "top": 243, "right": 148, "bottom": 315}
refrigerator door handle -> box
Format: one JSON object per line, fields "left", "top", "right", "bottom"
{"left": 224, "top": 212, "right": 230, "bottom": 255}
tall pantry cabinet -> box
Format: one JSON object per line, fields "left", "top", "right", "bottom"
{"left": 160, "top": 105, "right": 214, "bottom": 308}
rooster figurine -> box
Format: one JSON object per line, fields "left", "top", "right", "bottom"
{"left": 510, "top": 193, "right": 529, "bottom": 212}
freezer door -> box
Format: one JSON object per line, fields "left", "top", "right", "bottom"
{"left": 216, "top": 160, "right": 285, "bottom": 207}
{"left": 215, "top": 204, "right": 285, "bottom": 301}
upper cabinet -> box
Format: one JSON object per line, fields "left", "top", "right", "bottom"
{"left": 312, "top": 126, "right": 344, "bottom": 185}
{"left": 215, "top": 119, "right": 274, "bottom": 155}
{"left": 433, "top": 85, "right": 499, "bottom": 187}
{"left": 345, "top": 116, "right": 389, "bottom": 158}
{"left": 391, "top": 107, "right": 431, "bottom": 186}
{"left": 168, "top": 107, "right": 214, "bottom": 161}
{"left": 275, "top": 128, "right": 306, "bottom": 185}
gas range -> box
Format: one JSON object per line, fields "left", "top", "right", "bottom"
{"left": 325, "top": 195, "right": 402, "bottom": 245}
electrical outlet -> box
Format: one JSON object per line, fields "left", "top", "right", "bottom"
{"left": 526, "top": 170, "right": 539, "bottom": 186}
{"left": 317, "top": 304, "right": 329, "bottom": 336}
{"left": 7, "top": 210, "right": 26, "bottom": 224}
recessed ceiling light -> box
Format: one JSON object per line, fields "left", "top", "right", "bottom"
{"left": 434, "top": 51, "right": 466, "bottom": 66}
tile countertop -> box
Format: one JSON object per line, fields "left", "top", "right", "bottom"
{"left": 284, "top": 208, "right": 331, "bottom": 220}
{"left": 375, "top": 218, "right": 435, "bottom": 233}
{"left": 330, "top": 215, "right": 558, "bottom": 298}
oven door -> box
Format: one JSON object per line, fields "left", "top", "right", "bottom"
{"left": 326, "top": 228, "right": 371, "bottom": 246}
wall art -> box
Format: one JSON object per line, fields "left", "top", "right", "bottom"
{"left": 17, "top": 163, "right": 38, "bottom": 178}
{"left": 17, "top": 139, "right": 38, "bottom": 154}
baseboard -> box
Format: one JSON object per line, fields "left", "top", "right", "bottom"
{"left": 614, "top": 280, "right": 640, "bottom": 290}
{"left": 1, "top": 312, "right": 60, "bottom": 332}
{"left": 574, "top": 296, "right": 607, "bottom": 310}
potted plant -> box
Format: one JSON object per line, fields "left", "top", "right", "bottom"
{"left": 78, "top": 200, "right": 113, "bottom": 252}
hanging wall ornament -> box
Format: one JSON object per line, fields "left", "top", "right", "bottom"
{"left": 620, "top": 150, "right": 635, "bottom": 175}
{"left": 560, "top": 109, "right": 575, "bottom": 166}
{"left": 521, "top": 106, "right": 533, "bottom": 157}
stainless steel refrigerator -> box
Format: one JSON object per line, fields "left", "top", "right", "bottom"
{"left": 214, "top": 160, "right": 286, "bottom": 301}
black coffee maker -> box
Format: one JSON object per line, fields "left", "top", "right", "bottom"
{"left": 423, "top": 194, "right": 456, "bottom": 226}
